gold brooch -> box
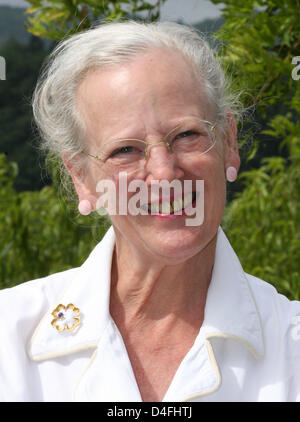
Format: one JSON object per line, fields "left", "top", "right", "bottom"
{"left": 51, "top": 303, "right": 80, "bottom": 332}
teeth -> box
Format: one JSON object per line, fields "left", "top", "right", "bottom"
{"left": 146, "top": 192, "right": 196, "bottom": 214}
{"left": 184, "top": 193, "right": 193, "bottom": 208}
{"left": 173, "top": 197, "right": 183, "bottom": 213}
{"left": 160, "top": 202, "right": 171, "bottom": 214}
{"left": 150, "top": 202, "right": 160, "bottom": 213}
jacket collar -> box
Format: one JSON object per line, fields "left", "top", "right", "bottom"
{"left": 28, "top": 226, "right": 264, "bottom": 362}
{"left": 202, "top": 227, "right": 265, "bottom": 359}
{"left": 28, "top": 226, "right": 115, "bottom": 361}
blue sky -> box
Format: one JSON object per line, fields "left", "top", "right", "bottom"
{"left": 0, "top": 0, "right": 223, "bottom": 24}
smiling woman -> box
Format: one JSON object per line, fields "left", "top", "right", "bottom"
{"left": 0, "top": 21, "right": 299, "bottom": 402}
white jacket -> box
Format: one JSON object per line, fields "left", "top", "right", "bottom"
{"left": 0, "top": 226, "right": 299, "bottom": 402}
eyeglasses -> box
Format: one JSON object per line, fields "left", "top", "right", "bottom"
{"left": 86, "top": 117, "right": 216, "bottom": 177}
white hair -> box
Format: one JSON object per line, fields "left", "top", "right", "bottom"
{"left": 32, "top": 20, "right": 242, "bottom": 171}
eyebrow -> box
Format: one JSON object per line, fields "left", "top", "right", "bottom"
{"left": 99, "top": 116, "right": 211, "bottom": 146}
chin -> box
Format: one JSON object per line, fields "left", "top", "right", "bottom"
{"left": 142, "top": 223, "right": 213, "bottom": 263}
{"left": 111, "top": 207, "right": 221, "bottom": 263}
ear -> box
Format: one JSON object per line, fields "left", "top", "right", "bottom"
{"left": 223, "top": 111, "right": 240, "bottom": 173}
{"left": 62, "top": 154, "right": 97, "bottom": 211}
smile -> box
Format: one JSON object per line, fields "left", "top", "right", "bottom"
{"left": 141, "top": 191, "right": 197, "bottom": 216}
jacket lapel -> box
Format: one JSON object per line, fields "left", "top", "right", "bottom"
{"left": 202, "top": 227, "right": 265, "bottom": 359}
{"left": 28, "top": 226, "right": 116, "bottom": 361}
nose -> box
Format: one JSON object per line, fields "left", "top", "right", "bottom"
{"left": 144, "top": 141, "right": 184, "bottom": 183}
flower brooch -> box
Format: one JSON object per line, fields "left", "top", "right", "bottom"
{"left": 51, "top": 303, "right": 80, "bottom": 332}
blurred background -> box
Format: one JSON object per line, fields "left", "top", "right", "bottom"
{"left": 0, "top": 0, "right": 299, "bottom": 299}
{"left": 0, "top": 0, "right": 224, "bottom": 192}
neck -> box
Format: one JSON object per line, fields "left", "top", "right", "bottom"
{"left": 109, "top": 230, "right": 217, "bottom": 331}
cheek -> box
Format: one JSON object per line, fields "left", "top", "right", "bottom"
{"left": 187, "top": 151, "right": 225, "bottom": 183}
{"left": 85, "top": 162, "right": 106, "bottom": 193}
{"left": 188, "top": 154, "right": 226, "bottom": 216}
{"left": 103, "top": 173, "right": 139, "bottom": 217}
{"left": 204, "top": 167, "right": 226, "bottom": 225}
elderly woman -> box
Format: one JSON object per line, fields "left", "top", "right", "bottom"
{"left": 0, "top": 21, "right": 299, "bottom": 402}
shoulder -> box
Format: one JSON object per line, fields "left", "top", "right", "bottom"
{"left": 0, "top": 267, "right": 80, "bottom": 307}
{"left": 245, "top": 273, "right": 300, "bottom": 348}
{"left": 246, "top": 272, "right": 300, "bottom": 317}
{"left": 0, "top": 268, "right": 80, "bottom": 342}
{"left": 0, "top": 227, "right": 115, "bottom": 335}
{"left": 246, "top": 274, "right": 300, "bottom": 400}
{"left": 0, "top": 226, "right": 115, "bottom": 343}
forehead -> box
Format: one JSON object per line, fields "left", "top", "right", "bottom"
{"left": 76, "top": 48, "right": 211, "bottom": 142}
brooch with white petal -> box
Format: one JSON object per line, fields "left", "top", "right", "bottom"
{"left": 51, "top": 303, "right": 80, "bottom": 332}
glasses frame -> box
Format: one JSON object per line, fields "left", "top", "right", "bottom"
{"left": 85, "top": 119, "right": 217, "bottom": 170}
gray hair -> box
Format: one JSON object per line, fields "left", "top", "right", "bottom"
{"left": 33, "top": 20, "right": 242, "bottom": 175}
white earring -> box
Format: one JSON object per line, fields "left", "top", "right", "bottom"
{"left": 78, "top": 199, "right": 92, "bottom": 215}
{"left": 226, "top": 166, "right": 237, "bottom": 182}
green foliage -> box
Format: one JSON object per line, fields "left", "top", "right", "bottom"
{"left": 0, "top": 36, "right": 52, "bottom": 191}
{"left": 25, "top": 0, "right": 167, "bottom": 40}
{"left": 0, "top": 153, "right": 111, "bottom": 290}
{"left": 211, "top": 0, "right": 300, "bottom": 112}
{"left": 223, "top": 153, "right": 300, "bottom": 300}
{"left": 212, "top": 0, "right": 300, "bottom": 299}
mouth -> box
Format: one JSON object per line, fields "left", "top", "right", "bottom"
{"left": 141, "top": 191, "right": 197, "bottom": 216}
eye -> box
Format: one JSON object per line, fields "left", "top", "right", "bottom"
{"left": 176, "top": 130, "right": 198, "bottom": 139}
{"left": 110, "top": 146, "right": 135, "bottom": 157}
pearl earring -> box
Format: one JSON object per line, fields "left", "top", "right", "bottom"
{"left": 78, "top": 199, "right": 92, "bottom": 215}
{"left": 226, "top": 166, "right": 237, "bottom": 182}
